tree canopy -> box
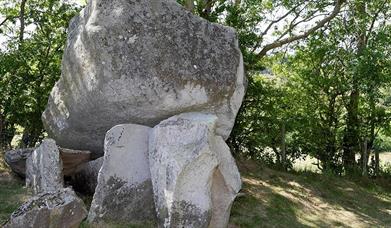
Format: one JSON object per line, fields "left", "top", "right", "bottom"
{"left": 1, "top": 0, "right": 390, "bottom": 176}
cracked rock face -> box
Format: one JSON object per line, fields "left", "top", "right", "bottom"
{"left": 42, "top": 0, "right": 246, "bottom": 157}
{"left": 25, "top": 139, "right": 64, "bottom": 194}
{"left": 149, "top": 113, "right": 241, "bottom": 228}
{"left": 4, "top": 188, "right": 87, "bottom": 228}
{"left": 88, "top": 124, "right": 156, "bottom": 226}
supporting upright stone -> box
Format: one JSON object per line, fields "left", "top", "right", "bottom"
{"left": 149, "top": 113, "right": 221, "bottom": 228}
{"left": 4, "top": 148, "right": 34, "bottom": 178}
{"left": 88, "top": 124, "right": 156, "bottom": 226}
{"left": 210, "top": 136, "right": 242, "bottom": 228}
{"left": 25, "top": 139, "right": 63, "bottom": 194}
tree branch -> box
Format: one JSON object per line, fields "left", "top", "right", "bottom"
{"left": 260, "top": 3, "right": 302, "bottom": 37}
{"left": 366, "top": 0, "right": 388, "bottom": 42}
{"left": 0, "top": 17, "right": 10, "bottom": 27}
{"left": 19, "top": 0, "right": 27, "bottom": 43}
{"left": 257, "top": 0, "right": 345, "bottom": 58}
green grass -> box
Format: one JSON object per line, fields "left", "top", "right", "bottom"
{"left": 230, "top": 160, "right": 391, "bottom": 227}
{"left": 0, "top": 151, "right": 30, "bottom": 226}
{"left": 80, "top": 221, "right": 156, "bottom": 228}
{"left": 1, "top": 156, "right": 390, "bottom": 227}
{"left": 0, "top": 179, "right": 29, "bottom": 225}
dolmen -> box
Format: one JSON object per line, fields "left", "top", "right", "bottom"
{"left": 7, "top": 0, "right": 246, "bottom": 227}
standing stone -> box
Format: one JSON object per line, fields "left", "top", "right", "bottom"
{"left": 149, "top": 113, "right": 221, "bottom": 228}
{"left": 70, "top": 157, "right": 103, "bottom": 195}
{"left": 4, "top": 187, "right": 87, "bottom": 228}
{"left": 88, "top": 124, "right": 156, "bottom": 226}
{"left": 25, "top": 139, "right": 63, "bottom": 194}
{"left": 210, "top": 136, "right": 242, "bottom": 228}
{"left": 42, "top": 0, "right": 246, "bottom": 157}
{"left": 4, "top": 148, "right": 34, "bottom": 178}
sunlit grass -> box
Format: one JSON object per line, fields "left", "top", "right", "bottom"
{"left": 230, "top": 161, "right": 391, "bottom": 228}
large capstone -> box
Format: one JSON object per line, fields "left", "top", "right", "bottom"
{"left": 88, "top": 124, "right": 156, "bottom": 226}
{"left": 149, "top": 113, "right": 240, "bottom": 228}
{"left": 4, "top": 148, "right": 34, "bottom": 178}
{"left": 25, "top": 139, "right": 64, "bottom": 194}
{"left": 4, "top": 187, "right": 87, "bottom": 228}
{"left": 42, "top": 0, "right": 245, "bottom": 157}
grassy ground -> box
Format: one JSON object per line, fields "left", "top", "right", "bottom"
{"left": 230, "top": 160, "right": 391, "bottom": 228}
{"left": 0, "top": 153, "right": 29, "bottom": 225}
{"left": 1, "top": 153, "right": 390, "bottom": 227}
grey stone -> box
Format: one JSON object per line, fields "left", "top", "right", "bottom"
{"left": 25, "top": 139, "right": 64, "bottom": 194}
{"left": 70, "top": 157, "right": 103, "bottom": 195}
{"left": 42, "top": 0, "right": 246, "bottom": 157}
{"left": 210, "top": 136, "right": 241, "bottom": 228}
{"left": 149, "top": 113, "right": 220, "bottom": 228}
{"left": 4, "top": 187, "right": 87, "bottom": 228}
{"left": 4, "top": 148, "right": 34, "bottom": 178}
{"left": 88, "top": 124, "right": 156, "bottom": 226}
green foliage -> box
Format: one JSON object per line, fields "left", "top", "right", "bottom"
{"left": 373, "top": 134, "right": 391, "bottom": 152}
{"left": 0, "top": 0, "right": 80, "bottom": 147}
{"left": 0, "top": 0, "right": 389, "bottom": 177}
{"left": 226, "top": 0, "right": 391, "bottom": 175}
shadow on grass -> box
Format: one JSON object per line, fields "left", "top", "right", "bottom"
{"left": 230, "top": 162, "right": 391, "bottom": 227}
{"left": 269, "top": 172, "right": 391, "bottom": 226}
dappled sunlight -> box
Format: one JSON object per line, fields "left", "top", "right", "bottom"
{"left": 231, "top": 166, "right": 391, "bottom": 227}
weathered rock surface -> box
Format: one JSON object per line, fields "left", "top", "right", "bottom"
{"left": 4, "top": 148, "right": 34, "bottom": 178}
{"left": 210, "top": 136, "right": 242, "bottom": 228}
{"left": 42, "top": 0, "right": 246, "bottom": 157}
{"left": 25, "top": 139, "right": 63, "bottom": 194}
{"left": 4, "top": 187, "right": 87, "bottom": 228}
{"left": 88, "top": 124, "right": 156, "bottom": 225}
{"left": 4, "top": 147, "right": 90, "bottom": 179}
{"left": 59, "top": 148, "right": 91, "bottom": 176}
{"left": 70, "top": 157, "right": 103, "bottom": 195}
{"left": 149, "top": 113, "right": 222, "bottom": 227}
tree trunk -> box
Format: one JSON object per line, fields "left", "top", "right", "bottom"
{"left": 362, "top": 138, "right": 368, "bottom": 176}
{"left": 184, "top": 0, "right": 195, "bottom": 12}
{"left": 343, "top": 89, "right": 359, "bottom": 174}
{"left": 0, "top": 114, "right": 4, "bottom": 150}
{"left": 375, "top": 150, "right": 380, "bottom": 176}
{"left": 280, "top": 122, "right": 287, "bottom": 170}
{"left": 324, "top": 94, "right": 337, "bottom": 170}
{"left": 19, "top": 0, "right": 27, "bottom": 43}
{"left": 342, "top": 1, "right": 367, "bottom": 175}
